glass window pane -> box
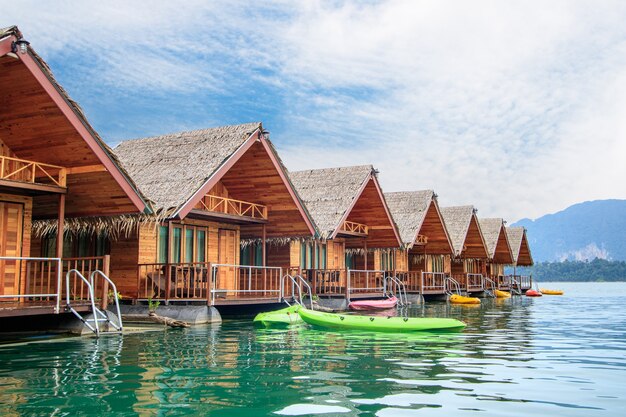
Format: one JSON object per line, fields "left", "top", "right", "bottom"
{"left": 321, "top": 245, "right": 327, "bottom": 269}
{"left": 158, "top": 226, "right": 168, "bottom": 263}
{"left": 196, "top": 230, "right": 206, "bottom": 262}
{"left": 185, "top": 229, "right": 194, "bottom": 263}
{"left": 172, "top": 227, "right": 182, "bottom": 263}
{"left": 300, "top": 243, "right": 306, "bottom": 269}
{"left": 255, "top": 244, "right": 263, "bottom": 266}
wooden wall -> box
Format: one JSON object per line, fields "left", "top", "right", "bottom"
{"left": 0, "top": 193, "right": 32, "bottom": 296}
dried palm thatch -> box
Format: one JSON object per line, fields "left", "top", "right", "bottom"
{"left": 0, "top": 25, "right": 149, "bottom": 213}
{"left": 506, "top": 226, "right": 533, "bottom": 266}
{"left": 32, "top": 214, "right": 164, "bottom": 240}
{"left": 384, "top": 190, "right": 435, "bottom": 248}
{"left": 478, "top": 218, "right": 507, "bottom": 259}
{"left": 289, "top": 165, "right": 374, "bottom": 239}
{"left": 440, "top": 206, "right": 477, "bottom": 257}
{"left": 114, "top": 123, "right": 261, "bottom": 213}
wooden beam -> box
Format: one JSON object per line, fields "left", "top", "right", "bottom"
{"left": 0, "top": 35, "right": 15, "bottom": 57}
{"left": 56, "top": 194, "right": 65, "bottom": 259}
{"left": 0, "top": 179, "right": 66, "bottom": 195}
{"left": 66, "top": 164, "right": 107, "bottom": 175}
{"left": 187, "top": 209, "right": 268, "bottom": 224}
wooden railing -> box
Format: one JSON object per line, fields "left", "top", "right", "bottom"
{"left": 497, "top": 275, "right": 511, "bottom": 290}
{"left": 347, "top": 269, "right": 386, "bottom": 298}
{"left": 137, "top": 262, "right": 212, "bottom": 301}
{"left": 211, "top": 264, "right": 282, "bottom": 304}
{"left": 422, "top": 272, "right": 447, "bottom": 294}
{"left": 340, "top": 220, "right": 368, "bottom": 235}
{"left": 394, "top": 271, "right": 422, "bottom": 293}
{"left": 197, "top": 194, "right": 267, "bottom": 220}
{"left": 1, "top": 256, "right": 109, "bottom": 309}
{"left": 301, "top": 269, "right": 346, "bottom": 296}
{"left": 415, "top": 234, "right": 428, "bottom": 245}
{"left": 0, "top": 155, "right": 66, "bottom": 187}
{"left": 509, "top": 274, "right": 532, "bottom": 290}
{"left": 466, "top": 273, "right": 484, "bottom": 293}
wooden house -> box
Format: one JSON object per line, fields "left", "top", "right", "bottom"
{"left": 382, "top": 190, "right": 454, "bottom": 295}
{"left": 111, "top": 122, "right": 316, "bottom": 305}
{"left": 288, "top": 165, "right": 402, "bottom": 299}
{"left": 0, "top": 26, "right": 150, "bottom": 319}
{"left": 506, "top": 226, "right": 534, "bottom": 291}
{"left": 478, "top": 218, "right": 514, "bottom": 291}
{"left": 440, "top": 206, "right": 489, "bottom": 294}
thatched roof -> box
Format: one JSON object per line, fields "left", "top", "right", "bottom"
{"left": 289, "top": 165, "right": 374, "bottom": 238}
{"left": 114, "top": 122, "right": 261, "bottom": 213}
{"left": 506, "top": 226, "right": 533, "bottom": 265}
{"left": 0, "top": 25, "right": 149, "bottom": 214}
{"left": 384, "top": 190, "right": 435, "bottom": 246}
{"left": 479, "top": 218, "right": 509, "bottom": 260}
{"left": 440, "top": 205, "right": 482, "bottom": 256}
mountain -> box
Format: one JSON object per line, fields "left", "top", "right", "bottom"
{"left": 512, "top": 199, "right": 626, "bottom": 262}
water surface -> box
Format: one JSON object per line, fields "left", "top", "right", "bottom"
{"left": 0, "top": 282, "right": 625, "bottom": 416}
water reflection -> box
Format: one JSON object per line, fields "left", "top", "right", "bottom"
{"left": 0, "top": 283, "right": 625, "bottom": 416}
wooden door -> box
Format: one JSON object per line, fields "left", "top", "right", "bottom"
{"left": 218, "top": 229, "right": 237, "bottom": 296}
{"left": 0, "top": 202, "right": 24, "bottom": 296}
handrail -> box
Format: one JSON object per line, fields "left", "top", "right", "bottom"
{"left": 445, "top": 275, "right": 462, "bottom": 295}
{"left": 347, "top": 269, "right": 386, "bottom": 301}
{"left": 0, "top": 256, "right": 62, "bottom": 313}
{"left": 198, "top": 194, "right": 268, "bottom": 220}
{"left": 482, "top": 276, "right": 497, "bottom": 298}
{"left": 66, "top": 269, "right": 100, "bottom": 336}
{"left": 90, "top": 270, "right": 123, "bottom": 331}
{"left": 282, "top": 274, "right": 314, "bottom": 310}
{"left": 384, "top": 275, "right": 408, "bottom": 306}
{"left": 210, "top": 264, "right": 282, "bottom": 305}
{"left": 0, "top": 154, "right": 66, "bottom": 187}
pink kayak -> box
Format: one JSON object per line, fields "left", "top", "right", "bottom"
{"left": 349, "top": 296, "right": 398, "bottom": 311}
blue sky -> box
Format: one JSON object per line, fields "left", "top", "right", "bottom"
{"left": 2, "top": 0, "right": 626, "bottom": 221}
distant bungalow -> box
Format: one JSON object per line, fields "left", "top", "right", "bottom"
{"left": 478, "top": 218, "right": 514, "bottom": 291}
{"left": 289, "top": 165, "right": 402, "bottom": 302}
{"left": 383, "top": 190, "right": 454, "bottom": 297}
{"left": 506, "top": 226, "right": 534, "bottom": 291}
{"left": 440, "top": 206, "right": 490, "bottom": 294}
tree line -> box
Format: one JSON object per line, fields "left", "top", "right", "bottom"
{"left": 511, "top": 258, "right": 626, "bottom": 282}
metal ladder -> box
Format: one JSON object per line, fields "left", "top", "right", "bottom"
{"left": 482, "top": 276, "right": 497, "bottom": 298}
{"left": 510, "top": 276, "right": 522, "bottom": 295}
{"left": 282, "top": 274, "right": 315, "bottom": 310}
{"left": 65, "top": 269, "right": 123, "bottom": 336}
{"left": 384, "top": 275, "right": 408, "bottom": 306}
{"left": 444, "top": 275, "right": 462, "bottom": 296}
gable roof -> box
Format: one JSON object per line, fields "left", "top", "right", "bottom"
{"left": 506, "top": 226, "right": 534, "bottom": 266}
{"left": 114, "top": 123, "right": 260, "bottom": 213}
{"left": 385, "top": 190, "right": 435, "bottom": 245}
{"left": 440, "top": 205, "right": 488, "bottom": 258}
{"left": 0, "top": 25, "right": 149, "bottom": 216}
{"left": 479, "top": 218, "right": 513, "bottom": 263}
{"left": 290, "top": 165, "right": 374, "bottom": 237}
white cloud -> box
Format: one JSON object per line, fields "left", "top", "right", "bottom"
{"left": 2, "top": 0, "right": 626, "bottom": 221}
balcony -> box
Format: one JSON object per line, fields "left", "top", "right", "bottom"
{"left": 0, "top": 154, "right": 67, "bottom": 194}
{"left": 191, "top": 194, "right": 268, "bottom": 223}
{"left": 338, "top": 220, "right": 368, "bottom": 237}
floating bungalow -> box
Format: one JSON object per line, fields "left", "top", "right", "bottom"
{"left": 111, "top": 123, "right": 316, "bottom": 311}
{"left": 383, "top": 191, "right": 454, "bottom": 297}
{"left": 440, "top": 206, "right": 489, "bottom": 294}
{"left": 506, "top": 226, "right": 534, "bottom": 291}
{"left": 288, "top": 165, "right": 402, "bottom": 302}
{"left": 478, "top": 218, "right": 514, "bottom": 292}
{"left": 0, "top": 26, "right": 150, "bottom": 330}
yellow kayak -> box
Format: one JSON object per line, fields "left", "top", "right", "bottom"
{"left": 540, "top": 288, "right": 564, "bottom": 295}
{"left": 449, "top": 294, "right": 481, "bottom": 304}
{"left": 494, "top": 290, "right": 511, "bottom": 298}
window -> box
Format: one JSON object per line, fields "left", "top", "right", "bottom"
{"left": 196, "top": 230, "right": 206, "bottom": 262}
{"left": 41, "top": 234, "right": 110, "bottom": 258}
{"left": 185, "top": 228, "right": 194, "bottom": 262}
{"left": 172, "top": 226, "right": 182, "bottom": 263}
{"left": 345, "top": 253, "right": 354, "bottom": 269}
{"left": 158, "top": 226, "right": 168, "bottom": 263}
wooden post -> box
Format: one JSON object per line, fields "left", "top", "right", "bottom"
{"left": 165, "top": 221, "right": 172, "bottom": 304}
{"left": 56, "top": 194, "right": 65, "bottom": 259}
{"left": 262, "top": 224, "right": 267, "bottom": 296}
{"left": 101, "top": 254, "right": 110, "bottom": 310}
{"left": 364, "top": 240, "right": 368, "bottom": 270}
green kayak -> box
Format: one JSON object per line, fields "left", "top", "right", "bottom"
{"left": 298, "top": 308, "right": 465, "bottom": 332}
{"left": 253, "top": 305, "right": 303, "bottom": 328}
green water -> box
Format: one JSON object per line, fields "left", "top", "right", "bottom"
{"left": 0, "top": 282, "right": 625, "bottom": 416}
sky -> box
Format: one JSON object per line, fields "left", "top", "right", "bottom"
{"left": 2, "top": 0, "right": 626, "bottom": 222}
